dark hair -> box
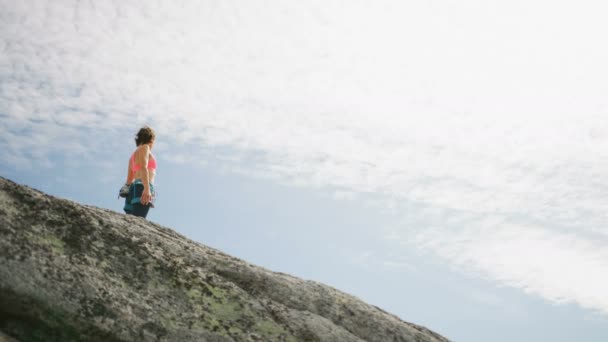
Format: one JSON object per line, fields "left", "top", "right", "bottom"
{"left": 135, "top": 126, "right": 156, "bottom": 146}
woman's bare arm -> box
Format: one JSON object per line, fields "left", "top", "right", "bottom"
{"left": 125, "top": 157, "right": 134, "bottom": 184}
{"left": 136, "top": 145, "right": 152, "bottom": 204}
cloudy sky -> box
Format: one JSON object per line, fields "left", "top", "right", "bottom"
{"left": 2, "top": 1, "right": 608, "bottom": 340}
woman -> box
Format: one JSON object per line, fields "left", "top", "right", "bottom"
{"left": 123, "top": 126, "right": 157, "bottom": 218}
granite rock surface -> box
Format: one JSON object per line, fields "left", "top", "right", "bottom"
{"left": 0, "top": 177, "right": 450, "bottom": 342}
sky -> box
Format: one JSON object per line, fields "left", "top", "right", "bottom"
{"left": 2, "top": 1, "right": 608, "bottom": 341}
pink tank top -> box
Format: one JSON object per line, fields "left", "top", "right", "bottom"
{"left": 131, "top": 151, "right": 157, "bottom": 173}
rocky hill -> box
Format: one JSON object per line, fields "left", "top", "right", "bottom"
{"left": 0, "top": 177, "right": 450, "bottom": 342}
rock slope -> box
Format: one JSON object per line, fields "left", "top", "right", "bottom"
{"left": 0, "top": 177, "right": 450, "bottom": 342}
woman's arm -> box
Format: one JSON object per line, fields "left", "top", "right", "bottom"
{"left": 125, "top": 157, "right": 134, "bottom": 184}
{"left": 136, "top": 145, "right": 152, "bottom": 204}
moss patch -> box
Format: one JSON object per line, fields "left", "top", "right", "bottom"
{"left": 182, "top": 281, "right": 296, "bottom": 341}
{"left": 0, "top": 287, "right": 124, "bottom": 342}
{"left": 25, "top": 231, "right": 66, "bottom": 255}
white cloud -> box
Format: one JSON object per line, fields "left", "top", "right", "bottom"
{"left": 2, "top": 0, "right": 608, "bottom": 315}
{"left": 411, "top": 218, "right": 608, "bottom": 314}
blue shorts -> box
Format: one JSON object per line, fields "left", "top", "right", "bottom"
{"left": 124, "top": 180, "right": 155, "bottom": 218}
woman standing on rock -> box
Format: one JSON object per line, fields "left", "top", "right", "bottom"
{"left": 123, "top": 126, "right": 157, "bottom": 218}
